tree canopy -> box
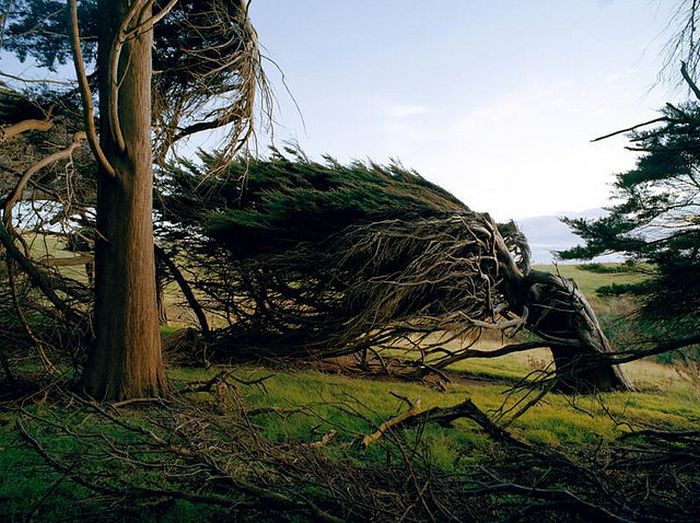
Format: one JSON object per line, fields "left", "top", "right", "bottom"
{"left": 561, "top": 101, "right": 700, "bottom": 337}
{"left": 157, "top": 149, "right": 630, "bottom": 392}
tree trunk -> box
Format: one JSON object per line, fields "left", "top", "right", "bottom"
{"left": 83, "top": 0, "right": 165, "bottom": 400}
{"left": 522, "top": 270, "right": 632, "bottom": 393}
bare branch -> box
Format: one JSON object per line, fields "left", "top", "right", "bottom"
{"left": 681, "top": 59, "right": 700, "bottom": 101}
{"left": 2, "top": 131, "right": 86, "bottom": 227}
{"left": 591, "top": 117, "right": 669, "bottom": 142}
{"left": 0, "top": 118, "right": 53, "bottom": 142}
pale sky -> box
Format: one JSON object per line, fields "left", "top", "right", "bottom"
{"left": 0, "top": 1, "right": 685, "bottom": 221}
{"left": 248, "top": 0, "right": 683, "bottom": 220}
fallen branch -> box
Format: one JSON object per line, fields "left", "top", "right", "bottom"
{"left": 362, "top": 398, "right": 422, "bottom": 447}
{"left": 362, "top": 396, "right": 529, "bottom": 450}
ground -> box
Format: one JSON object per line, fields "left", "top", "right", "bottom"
{"left": 0, "top": 261, "right": 697, "bottom": 521}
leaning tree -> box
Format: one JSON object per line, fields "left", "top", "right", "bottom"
{"left": 0, "top": 0, "right": 268, "bottom": 399}
{"left": 159, "top": 149, "right": 632, "bottom": 393}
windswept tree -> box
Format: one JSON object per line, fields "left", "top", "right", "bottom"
{"left": 159, "top": 149, "right": 632, "bottom": 392}
{"left": 1, "top": 0, "right": 268, "bottom": 399}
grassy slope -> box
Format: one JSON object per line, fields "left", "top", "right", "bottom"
{"left": 1, "top": 260, "right": 696, "bottom": 520}
{"left": 2, "top": 357, "right": 698, "bottom": 521}
{"left": 532, "top": 263, "right": 646, "bottom": 296}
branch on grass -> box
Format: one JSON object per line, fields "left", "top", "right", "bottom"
{"left": 179, "top": 369, "right": 274, "bottom": 394}
{"left": 362, "top": 398, "right": 422, "bottom": 447}
{"left": 361, "top": 395, "right": 528, "bottom": 450}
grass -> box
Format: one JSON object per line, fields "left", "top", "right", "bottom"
{"left": 3, "top": 360, "right": 699, "bottom": 522}
{"left": 1, "top": 259, "right": 695, "bottom": 520}
{"left": 2, "top": 358, "right": 698, "bottom": 521}
{"left": 532, "top": 262, "right": 647, "bottom": 297}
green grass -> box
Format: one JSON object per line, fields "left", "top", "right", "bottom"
{"left": 532, "top": 262, "right": 647, "bottom": 297}
{"left": 1, "top": 248, "right": 692, "bottom": 520}
{"left": 165, "top": 360, "right": 700, "bottom": 461}
{"left": 2, "top": 357, "right": 698, "bottom": 521}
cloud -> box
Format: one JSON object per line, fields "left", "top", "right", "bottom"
{"left": 386, "top": 104, "right": 432, "bottom": 118}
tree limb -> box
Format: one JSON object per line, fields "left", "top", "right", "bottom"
{"left": 0, "top": 118, "right": 53, "bottom": 142}
{"left": 2, "top": 131, "right": 86, "bottom": 228}
{"left": 155, "top": 244, "right": 210, "bottom": 336}
{"left": 68, "top": 0, "right": 116, "bottom": 177}
{"left": 681, "top": 60, "right": 700, "bottom": 101}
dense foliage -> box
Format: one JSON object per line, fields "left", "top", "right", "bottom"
{"left": 160, "top": 148, "right": 468, "bottom": 254}
{"left": 159, "top": 149, "right": 495, "bottom": 358}
{"left": 156, "top": 150, "right": 632, "bottom": 393}
{"left": 562, "top": 102, "right": 700, "bottom": 335}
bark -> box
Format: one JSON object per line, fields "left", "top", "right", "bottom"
{"left": 82, "top": 0, "right": 165, "bottom": 400}
{"left": 0, "top": 118, "right": 53, "bottom": 142}
{"left": 521, "top": 270, "right": 632, "bottom": 393}
{"left": 491, "top": 221, "right": 631, "bottom": 393}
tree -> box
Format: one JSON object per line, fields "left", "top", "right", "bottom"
{"left": 1, "top": 0, "right": 267, "bottom": 399}
{"left": 561, "top": 73, "right": 700, "bottom": 356}
{"left": 159, "top": 149, "right": 632, "bottom": 392}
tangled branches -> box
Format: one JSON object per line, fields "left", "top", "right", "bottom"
{"left": 162, "top": 152, "right": 630, "bottom": 391}
{"left": 209, "top": 213, "right": 519, "bottom": 360}
{"left": 13, "top": 384, "right": 700, "bottom": 522}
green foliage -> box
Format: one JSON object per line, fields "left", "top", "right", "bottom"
{"left": 561, "top": 103, "right": 700, "bottom": 334}
{"left": 160, "top": 147, "right": 468, "bottom": 258}
{"left": 3, "top": 0, "right": 98, "bottom": 69}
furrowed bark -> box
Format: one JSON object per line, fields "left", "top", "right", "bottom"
{"left": 520, "top": 270, "right": 632, "bottom": 393}
{"left": 83, "top": 0, "right": 165, "bottom": 400}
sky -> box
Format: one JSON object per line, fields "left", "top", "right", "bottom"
{"left": 0, "top": 1, "right": 685, "bottom": 221}
{"left": 247, "top": 0, "right": 683, "bottom": 220}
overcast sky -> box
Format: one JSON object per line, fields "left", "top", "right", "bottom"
{"left": 248, "top": 0, "right": 683, "bottom": 220}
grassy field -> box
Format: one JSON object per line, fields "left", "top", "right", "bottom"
{"left": 1, "top": 356, "right": 697, "bottom": 521}
{"left": 1, "top": 257, "right": 696, "bottom": 520}
{"left": 532, "top": 262, "right": 647, "bottom": 296}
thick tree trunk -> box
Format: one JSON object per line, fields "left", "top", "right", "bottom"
{"left": 83, "top": 0, "right": 165, "bottom": 399}
{"left": 522, "top": 270, "right": 632, "bottom": 393}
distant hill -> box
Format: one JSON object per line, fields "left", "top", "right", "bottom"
{"left": 516, "top": 208, "right": 620, "bottom": 265}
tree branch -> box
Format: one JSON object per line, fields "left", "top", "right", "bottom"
{"left": 681, "top": 60, "right": 700, "bottom": 101}
{"left": 0, "top": 118, "right": 53, "bottom": 142}
{"left": 591, "top": 117, "right": 669, "bottom": 142}
{"left": 68, "top": 0, "right": 116, "bottom": 177}
{"left": 155, "top": 244, "right": 210, "bottom": 336}
{"left": 2, "top": 131, "right": 86, "bottom": 228}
